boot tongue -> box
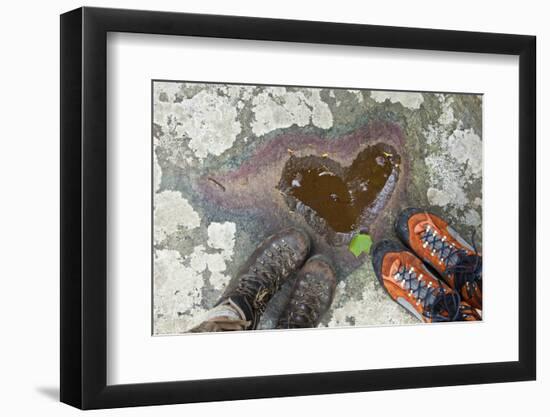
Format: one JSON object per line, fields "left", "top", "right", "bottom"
{"left": 414, "top": 219, "right": 435, "bottom": 234}
{"left": 389, "top": 259, "right": 401, "bottom": 276}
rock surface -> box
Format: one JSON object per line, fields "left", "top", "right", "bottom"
{"left": 152, "top": 82, "right": 483, "bottom": 334}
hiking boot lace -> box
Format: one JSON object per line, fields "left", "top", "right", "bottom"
{"left": 282, "top": 281, "right": 324, "bottom": 328}
{"left": 393, "top": 265, "right": 464, "bottom": 322}
{"left": 446, "top": 238, "right": 482, "bottom": 299}
{"left": 235, "top": 240, "right": 298, "bottom": 314}
{"left": 419, "top": 223, "right": 458, "bottom": 265}
{"left": 419, "top": 222, "right": 482, "bottom": 298}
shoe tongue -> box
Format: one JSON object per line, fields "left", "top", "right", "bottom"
{"left": 414, "top": 220, "right": 432, "bottom": 234}
{"left": 389, "top": 259, "right": 401, "bottom": 276}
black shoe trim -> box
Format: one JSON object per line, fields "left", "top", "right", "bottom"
{"left": 370, "top": 239, "right": 407, "bottom": 286}
{"left": 394, "top": 207, "right": 425, "bottom": 248}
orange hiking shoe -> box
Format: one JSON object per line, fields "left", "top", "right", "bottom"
{"left": 371, "top": 240, "right": 480, "bottom": 323}
{"left": 395, "top": 208, "right": 482, "bottom": 310}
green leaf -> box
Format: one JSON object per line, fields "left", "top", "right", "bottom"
{"left": 348, "top": 233, "right": 373, "bottom": 257}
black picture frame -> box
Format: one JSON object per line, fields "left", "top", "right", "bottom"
{"left": 60, "top": 6, "right": 536, "bottom": 410}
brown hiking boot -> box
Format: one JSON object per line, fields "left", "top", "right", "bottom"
{"left": 371, "top": 240, "right": 481, "bottom": 322}
{"left": 277, "top": 255, "right": 337, "bottom": 329}
{"left": 395, "top": 208, "right": 482, "bottom": 310}
{"left": 214, "top": 227, "right": 311, "bottom": 330}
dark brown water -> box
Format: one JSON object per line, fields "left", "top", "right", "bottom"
{"left": 281, "top": 143, "right": 400, "bottom": 233}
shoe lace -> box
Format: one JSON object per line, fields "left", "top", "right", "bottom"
{"left": 235, "top": 241, "right": 298, "bottom": 314}
{"left": 419, "top": 223, "right": 458, "bottom": 266}
{"left": 393, "top": 265, "right": 463, "bottom": 322}
{"left": 446, "top": 235, "right": 482, "bottom": 299}
{"left": 419, "top": 220, "right": 482, "bottom": 298}
{"left": 281, "top": 281, "right": 324, "bottom": 328}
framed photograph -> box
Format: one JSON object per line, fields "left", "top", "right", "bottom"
{"left": 60, "top": 6, "right": 536, "bottom": 409}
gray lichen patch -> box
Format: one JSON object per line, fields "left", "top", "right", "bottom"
{"left": 153, "top": 221, "right": 237, "bottom": 333}
{"left": 370, "top": 91, "right": 425, "bottom": 110}
{"left": 154, "top": 88, "right": 242, "bottom": 160}
{"left": 251, "top": 87, "right": 333, "bottom": 136}
{"left": 419, "top": 94, "right": 483, "bottom": 240}
{"left": 153, "top": 190, "right": 201, "bottom": 245}
{"left": 322, "top": 261, "right": 417, "bottom": 327}
{"left": 152, "top": 81, "right": 483, "bottom": 335}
